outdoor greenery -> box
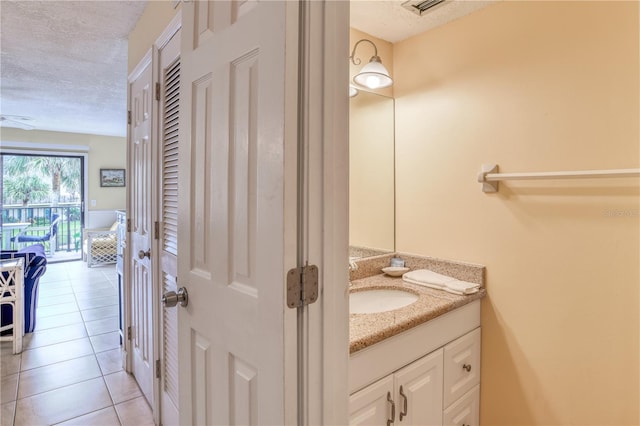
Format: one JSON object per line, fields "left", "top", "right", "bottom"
{"left": 3, "top": 175, "right": 49, "bottom": 206}
{"left": 2, "top": 155, "right": 81, "bottom": 206}
{"left": 2, "top": 154, "right": 84, "bottom": 254}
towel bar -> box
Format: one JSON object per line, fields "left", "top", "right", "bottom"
{"left": 478, "top": 164, "right": 640, "bottom": 193}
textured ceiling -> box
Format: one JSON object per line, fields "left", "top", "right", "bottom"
{"left": 351, "top": 0, "right": 496, "bottom": 43}
{"left": 0, "top": 0, "right": 492, "bottom": 138}
{"left": 0, "top": 0, "right": 147, "bottom": 137}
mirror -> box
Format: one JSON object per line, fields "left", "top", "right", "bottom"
{"left": 349, "top": 90, "right": 395, "bottom": 259}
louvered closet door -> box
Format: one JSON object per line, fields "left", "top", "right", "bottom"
{"left": 158, "top": 28, "right": 180, "bottom": 426}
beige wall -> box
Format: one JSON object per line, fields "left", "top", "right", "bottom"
{"left": 393, "top": 2, "right": 639, "bottom": 425}
{"left": 1, "top": 128, "right": 126, "bottom": 211}
{"left": 128, "top": 1, "right": 180, "bottom": 73}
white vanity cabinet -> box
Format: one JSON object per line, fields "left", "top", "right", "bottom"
{"left": 349, "top": 301, "right": 481, "bottom": 426}
{"left": 350, "top": 349, "right": 443, "bottom": 426}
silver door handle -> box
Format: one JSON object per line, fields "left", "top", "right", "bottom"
{"left": 138, "top": 249, "right": 151, "bottom": 259}
{"left": 162, "top": 287, "right": 188, "bottom": 308}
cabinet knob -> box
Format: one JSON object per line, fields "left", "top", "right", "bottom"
{"left": 463, "top": 363, "right": 472, "bottom": 372}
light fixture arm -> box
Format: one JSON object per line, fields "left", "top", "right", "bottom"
{"left": 350, "top": 39, "right": 379, "bottom": 66}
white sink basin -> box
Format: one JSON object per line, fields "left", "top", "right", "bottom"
{"left": 350, "top": 289, "right": 419, "bottom": 314}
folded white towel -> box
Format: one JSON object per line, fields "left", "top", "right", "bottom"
{"left": 402, "top": 269, "right": 456, "bottom": 287}
{"left": 403, "top": 280, "right": 448, "bottom": 292}
{"left": 402, "top": 269, "right": 480, "bottom": 296}
{"left": 444, "top": 280, "right": 480, "bottom": 295}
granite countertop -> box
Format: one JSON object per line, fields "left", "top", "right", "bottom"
{"left": 349, "top": 273, "right": 486, "bottom": 354}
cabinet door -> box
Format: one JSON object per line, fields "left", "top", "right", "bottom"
{"left": 443, "top": 328, "right": 481, "bottom": 408}
{"left": 349, "top": 375, "right": 395, "bottom": 426}
{"left": 443, "top": 385, "right": 479, "bottom": 426}
{"left": 394, "top": 348, "right": 443, "bottom": 426}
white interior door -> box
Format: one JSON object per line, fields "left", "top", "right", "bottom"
{"left": 156, "top": 21, "right": 181, "bottom": 426}
{"left": 128, "top": 52, "right": 154, "bottom": 406}
{"left": 176, "top": 1, "right": 297, "bottom": 424}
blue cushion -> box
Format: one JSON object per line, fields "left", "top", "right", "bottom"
{"left": 17, "top": 244, "right": 46, "bottom": 256}
{"left": 17, "top": 233, "right": 52, "bottom": 243}
{"left": 15, "top": 244, "right": 47, "bottom": 280}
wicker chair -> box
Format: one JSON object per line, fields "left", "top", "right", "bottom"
{"left": 83, "top": 222, "right": 118, "bottom": 268}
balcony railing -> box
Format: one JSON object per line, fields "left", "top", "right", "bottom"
{"left": 1, "top": 204, "right": 83, "bottom": 255}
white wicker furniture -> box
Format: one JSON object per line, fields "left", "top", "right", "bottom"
{"left": 83, "top": 224, "right": 118, "bottom": 268}
{"left": 0, "top": 258, "right": 24, "bottom": 354}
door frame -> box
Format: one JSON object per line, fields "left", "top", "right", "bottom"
{"left": 301, "top": 1, "right": 350, "bottom": 423}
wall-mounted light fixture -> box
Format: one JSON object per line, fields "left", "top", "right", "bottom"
{"left": 350, "top": 39, "right": 393, "bottom": 90}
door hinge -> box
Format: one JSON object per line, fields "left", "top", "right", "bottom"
{"left": 155, "top": 82, "right": 161, "bottom": 101}
{"left": 286, "top": 264, "right": 318, "bottom": 308}
{"left": 154, "top": 221, "right": 159, "bottom": 240}
{"left": 127, "top": 218, "right": 131, "bottom": 233}
{"left": 155, "top": 359, "right": 161, "bottom": 379}
{"left": 127, "top": 110, "right": 132, "bottom": 125}
{"left": 127, "top": 326, "right": 132, "bottom": 341}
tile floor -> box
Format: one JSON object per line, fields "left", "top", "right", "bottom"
{"left": 1, "top": 261, "right": 155, "bottom": 425}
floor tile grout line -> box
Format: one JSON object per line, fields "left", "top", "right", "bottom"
{"left": 94, "top": 266, "right": 127, "bottom": 426}
{"left": 19, "top": 335, "right": 90, "bottom": 359}
{"left": 14, "top": 364, "right": 103, "bottom": 401}
{"left": 72, "top": 274, "right": 94, "bottom": 353}
{"left": 11, "top": 357, "right": 20, "bottom": 426}
{"left": 20, "top": 354, "right": 95, "bottom": 373}
{"left": 38, "top": 264, "right": 120, "bottom": 425}
{"left": 8, "top": 262, "right": 141, "bottom": 426}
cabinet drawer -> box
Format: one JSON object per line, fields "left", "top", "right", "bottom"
{"left": 443, "top": 385, "right": 480, "bottom": 426}
{"left": 443, "top": 327, "right": 481, "bottom": 407}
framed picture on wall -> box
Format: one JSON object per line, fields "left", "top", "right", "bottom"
{"left": 100, "top": 169, "right": 126, "bottom": 187}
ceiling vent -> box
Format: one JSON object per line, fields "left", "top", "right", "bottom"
{"left": 401, "top": 0, "right": 448, "bottom": 16}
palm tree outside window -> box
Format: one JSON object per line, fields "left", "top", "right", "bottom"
{"left": 1, "top": 154, "right": 84, "bottom": 260}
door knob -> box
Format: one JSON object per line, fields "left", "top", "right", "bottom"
{"left": 162, "top": 287, "right": 188, "bottom": 308}
{"left": 138, "top": 249, "right": 151, "bottom": 259}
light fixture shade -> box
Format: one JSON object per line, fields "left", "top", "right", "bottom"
{"left": 349, "top": 84, "right": 359, "bottom": 98}
{"left": 353, "top": 58, "right": 393, "bottom": 89}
